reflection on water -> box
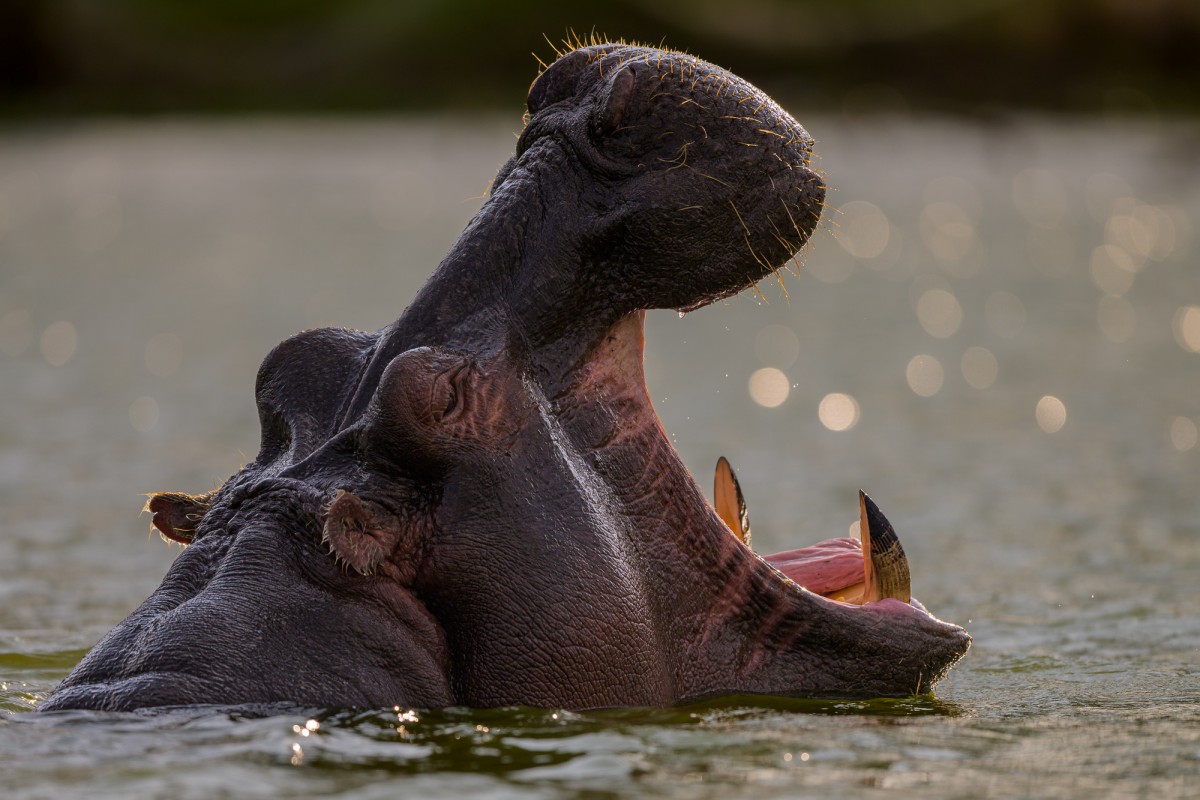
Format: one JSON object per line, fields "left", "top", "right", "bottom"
{"left": 1, "top": 116, "right": 1198, "bottom": 799}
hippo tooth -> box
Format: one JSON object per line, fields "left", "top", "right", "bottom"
{"left": 858, "top": 490, "right": 911, "bottom": 604}
{"left": 714, "top": 456, "right": 752, "bottom": 549}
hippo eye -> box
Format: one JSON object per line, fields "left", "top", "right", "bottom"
{"left": 430, "top": 365, "right": 468, "bottom": 423}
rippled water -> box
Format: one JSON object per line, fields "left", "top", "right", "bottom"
{"left": 1, "top": 116, "right": 1197, "bottom": 798}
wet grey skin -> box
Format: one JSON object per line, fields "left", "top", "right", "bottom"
{"left": 41, "top": 43, "right": 970, "bottom": 713}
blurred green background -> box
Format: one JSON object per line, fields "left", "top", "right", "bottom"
{"left": 2, "top": 0, "right": 1197, "bottom": 116}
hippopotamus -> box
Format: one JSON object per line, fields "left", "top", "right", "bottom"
{"left": 41, "top": 42, "right": 970, "bottom": 712}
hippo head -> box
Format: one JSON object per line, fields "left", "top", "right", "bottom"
{"left": 43, "top": 44, "right": 969, "bottom": 713}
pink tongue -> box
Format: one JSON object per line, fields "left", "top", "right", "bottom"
{"left": 763, "top": 537, "right": 864, "bottom": 596}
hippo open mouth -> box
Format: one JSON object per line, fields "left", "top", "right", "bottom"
{"left": 717, "top": 458, "right": 913, "bottom": 608}
{"left": 42, "top": 41, "right": 969, "bottom": 713}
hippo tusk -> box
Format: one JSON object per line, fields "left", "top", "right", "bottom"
{"left": 714, "top": 456, "right": 752, "bottom": 549}
{"left": 859, "top": 490, "right": 911, "bottom": 604}
{"left": 719, "top": 472, "right": 912, "bottom": 607}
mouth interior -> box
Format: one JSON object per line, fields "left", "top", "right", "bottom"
{"left": 714, "top": 457, "right": 913, "bottom": 607}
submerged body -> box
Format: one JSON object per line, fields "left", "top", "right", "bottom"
{"left": 42, "top": 42, "right": 969, "bottom": 713}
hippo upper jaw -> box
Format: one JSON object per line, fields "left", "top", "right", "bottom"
{"left": 503, "top": 43, "right": 827, "bottom": 320}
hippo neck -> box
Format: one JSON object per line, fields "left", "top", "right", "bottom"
{"left": 337, "top": 147, "right": 623, "bottom": 428}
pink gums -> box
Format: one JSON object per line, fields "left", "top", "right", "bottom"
{"left": 763, "top": 537, "right": 864, "bottom": 596}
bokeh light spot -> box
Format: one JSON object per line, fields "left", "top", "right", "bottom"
{"left": 1173, "top": 306, "right": 1200, "bottom": 353}
{"left": 1169, "top": 417, "right": 1197, "bottom": 452}
{"left": 40, "top": 321, "right": 78, "bottom": 366}
{"left": 961, "top": 346, "right": 998, "bottom": 389}
{"left": 923, "top": 175, "right": 982, "bottom": 221}
{"left": 1105, "top": 201, "right": 1158, "bottom": 264}
{"left": 748, "top": 367, "right": 790, "bottom": 408}
{"left": 806, "top": 247, "right": 856, "bottom": 284}
{"left": 754, "top": 324, "right": 800, "bottom": 368}
{"left": 1036, "top": 396, "right": 1067, "bottom": 433}
{"left": 1089, "top": 244, "right": 1137, "bottom": 297}
{"left": 1085, "top": 173, "right": 1133, "bottom": 222}
{"left": 836, "top": 200, "right": 891, "bottom": 260}
{"left": 819, "top": 393, "right": 860, "bottom": 432}
{"left": 1159, "top": 204, "right": 1193, "bottom": 260}
{"left": 919, "top": 201, "right": 977, "bottom": 266}
{"left": 906, "top": 354, "right": 944, "bottom": 397}
{"left": 916, "top": 288, "right": 963, "bottom": 339}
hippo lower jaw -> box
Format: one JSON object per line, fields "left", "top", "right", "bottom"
{"left": 714, "top": 462, "right": 969, "bottom": 671}
{"left": 567, "top": 309, "right": 971, "bottom": 700}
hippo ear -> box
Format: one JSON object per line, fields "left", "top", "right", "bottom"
{"left": 145, "top": 491, "right": 212, "bottom": 545}
{"left": 597, "top": 65, "right": 636, "bottom": 135}
{"left": 322, "top": 490, "right": 404, "bottom": 576}
{"left": 527, "top": 48, "right": 593, "bottom": 115}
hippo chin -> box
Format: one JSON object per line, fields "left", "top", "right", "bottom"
{"left": 41, "top": 43, "right": 969, "bottom": 713}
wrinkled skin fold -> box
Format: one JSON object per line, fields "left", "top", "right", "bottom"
{"left": 41, "top": 42, "right": 970, "bottom": 713}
